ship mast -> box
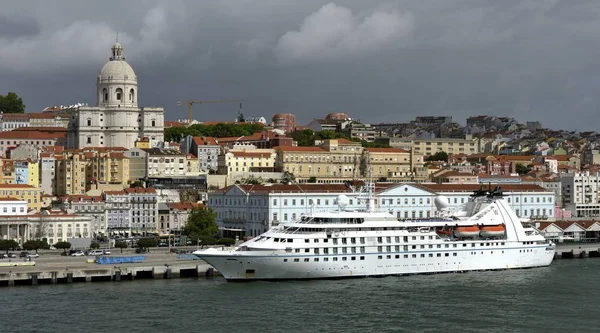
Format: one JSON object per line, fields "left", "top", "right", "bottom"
{"left": 365, "top": 167, "right": 375, "bottom": 213}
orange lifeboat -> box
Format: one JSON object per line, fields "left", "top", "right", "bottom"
{"left": 436, "top": 228, "right": 452, "bottom": 237}
{"left": 454, "top": 225, "right": 480, "bottom": 238}
{"left": 480, "top": 225, "right": 505, "bottom": 238}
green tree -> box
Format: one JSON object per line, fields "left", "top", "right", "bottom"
{"left": 130, "top": 180, "right": 145, "bottom": 188}
{"left": 54, "top": 241, "right": 72, "bottom": 254}
{"left": 426, "top": 151, "right": 448, "bottom": 162}
{"left": 288, "top": 129, "right": 316, "bottom": 146}
{"left": 114, "top": 241, "right": 128, "bottom": 253}
{"left": 0, "top": 92, "right": 25, "bottom": 113}
{"left": 89, "top": 241, "right": 100, "bottom": 249}
{"left": 183, "top": 207, "right": 219, "bottom": 244}
{"left": 217, "top": 238, "right": 236, "bottom": 246}
{"left": 0, "top": 239, "right": 20, "bottom": 253}
{"left": 136, "top": 238, "right": 158, "bottom": 250}
{"left": 281, "top": 171, "right": 296, "bottom": 184}
{"left": 516, "top": 163, "right": 530, "bottom": 175}
{"left": 307, "top": 176, "right": 317, "bottom": 183}
{"left": 22, "top": 240, "right": 49, "bottom": 253}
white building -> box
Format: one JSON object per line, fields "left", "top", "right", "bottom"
{"left": 145, "top": 148, "right": 186, "bottom": 177}
{"left": 561, "top": 171, "right": 600, "bottom": 217}
{"left": 126, "top": 188, "right": 158, "bottom": 235}
{"left": 67, "top": 40, "right": 164, "bottom": 149}
{"left": 61, "top": 195, "right": 106, "bottom": 237}
{"left": 208, "top": 183, "right": 555, "bottom": 239}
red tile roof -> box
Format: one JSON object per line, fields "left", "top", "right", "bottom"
{"left": 166, "top": 202, "right": 202, "bottom": 210}
{"left": 0, "top": 131, "right": 65, "bottom": 139}
{"left": 215, "top": 184, "right": 352, "bottom": 194}
{"left": 192, "top": 136, "right": 218, "bottom": 146}
{"left": 230, "top": 151, "right": 274, "bottom": 158}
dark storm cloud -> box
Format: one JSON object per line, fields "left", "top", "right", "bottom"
{"left": 0, "top": 0, "right": 599, "bottom": 130}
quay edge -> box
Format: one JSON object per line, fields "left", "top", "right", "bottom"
{"left": 0, "top": 263, "right": 219, "bottom": 287}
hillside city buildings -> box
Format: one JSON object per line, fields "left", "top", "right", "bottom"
{"left": 2, "top": 41, "right": 600, "bottom": 246}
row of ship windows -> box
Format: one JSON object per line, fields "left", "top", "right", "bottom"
{"left": 273, "top": 236, "right": 506, "bottom": 246}
{"left": 281, "top": 250, "right": 516, "bottom": 263}
{"left": 293, "top": 242, "right": 508, "bottom": 254}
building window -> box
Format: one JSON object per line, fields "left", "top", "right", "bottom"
{"left": 152, "top": 120, "right": 156, "bottom": 127}
{"left": 87, "top": 119, "right": 91, "bottom": 126}
{"left": 103, "top": 88, "right": 108, "bottom": 102}
{"left": 87, "top": 137, "right": 91, "bottom": 144}
{"left": 116, "top": 88, "right": 123, "bottom": 101}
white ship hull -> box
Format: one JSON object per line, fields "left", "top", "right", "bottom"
{"left": 196, "top": 243, "right": 556, "bottom": 281}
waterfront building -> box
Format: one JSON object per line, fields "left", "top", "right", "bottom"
{"left": 61, "top": 194, "right": 106, "bottom": 237}
{"left": 125, "top": 188, "right": 158, "bottom": 236}
{"left": 208, "top": 183, "right": 554, "bottom": 239}
{"left": 165, "top": 202, "right": 201, "bottom": 235}
{"left": 560, "top": 171, "right": 600, "bottom": 217}
{"left": 37, "top": 210, "right": 92, "bottom": 245}
{"left": 67, "top": 40, "right": 164, "bottom": 149}
{"left": 103, "top": 190, "right": 130, "bottom": 236}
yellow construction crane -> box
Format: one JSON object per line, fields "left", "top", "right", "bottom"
{"left": 177, "top": 99, "right": 244, "bottom": 124}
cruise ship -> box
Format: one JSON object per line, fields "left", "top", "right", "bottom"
{"left": 194, "top": 185, "right": 556, "bottom": 281}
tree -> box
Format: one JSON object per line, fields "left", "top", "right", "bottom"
{"left": 90, "top": 241, "right": 100, "bottom": 249}
{"left": 136, "top": 238, "right": 158, "bottom": 251}
{"left": 516, "top": 163, "right": 530, "bottom": 175}
{"left": 0, "top": 92, "right": 26, "bottom": 113}
{"left": 281, "top": 171, "right": 295, "bottom": 184}
{"left": 217, "top": 238, "right": 236, "bottom": 246}
{"left": 307, "top": 176, "right": 317, "bottom": 183}
{"left": 54, "top": 241, "right": 72, "bottom": 254}
{"left": 183, "top": 207, "right": 219, "bottom": 244}
{"left": 114, "top": 241, "right": 128, "bottom": 253}
{"left": 427, "top": 151, "right": 448, "bottom": 162}
{"left": 22, "top": 240, "right": 49, "bottom": 253}
{"left": 0, "top": 239, "right": 19, "bottom": 253}
{"left": 130, "top": 180, "right": 145, "bottom": 188}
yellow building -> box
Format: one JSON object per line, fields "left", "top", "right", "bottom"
{"left": 0, "top": 184, "right": 41, "bottom": 211}
{"left": 54, "top": 148, "right": 130, "bottom": 195}
{"left": 276, "top": 139, "right": 363, "bottom": 181}
{"left": 218, "top": 147, "right": 277, "bottom": 183}
{"left": 363, "top": 148, "right": 426, "bottom": 181}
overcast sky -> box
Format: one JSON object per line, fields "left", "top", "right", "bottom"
{"left": 1, "top": 0, "right": 599, "bottom": 130}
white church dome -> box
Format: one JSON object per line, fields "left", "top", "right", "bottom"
{"left": 99, "top": 60, "right": 136, "bottom": 81}
{"left": 96, "top": 41, "right": 138, "bottom": 108}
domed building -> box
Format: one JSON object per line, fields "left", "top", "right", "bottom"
{"left": 67, "top": 41, "right": 165, "bottom": 149}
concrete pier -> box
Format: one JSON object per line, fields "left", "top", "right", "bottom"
{"left": 0, "top": 252, "right": 218, "bottom": 287}
{"left": 555, "top": 243, "right": 600, "bottom": 259}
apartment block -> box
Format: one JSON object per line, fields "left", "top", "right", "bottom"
{"left": 0, "top": 184, "right": 41, "bottom": 211}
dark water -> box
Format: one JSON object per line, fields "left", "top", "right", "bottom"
{"left": 3, "top": 260, "right": 599, "bottom": 333}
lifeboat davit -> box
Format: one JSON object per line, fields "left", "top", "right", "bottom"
{"left": 454, "top": 225, "right": 480, "bottom": 238}
{"left": 480, "top": 225, "right": 505, "bottom": 238}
